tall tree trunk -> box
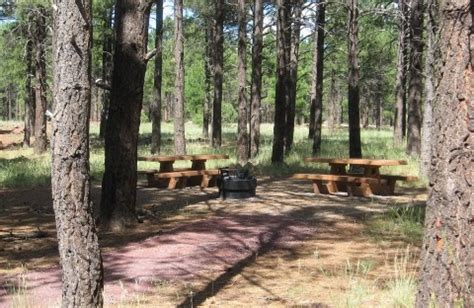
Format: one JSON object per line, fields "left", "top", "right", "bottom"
{"left": 101, "top": 0, "right": 153, "bottom": 230}
{"left": 6, "top": 84, "right": 12, "bottom": 120}
{"left": 33, "top": 7, "right": 48, "bottom": 154}
{"left": 361, "top": 97, "right": 369, "bottom": 128}
{"left": 375, "top": 84, "right": 383, "bottom": 130}
{"left": 416, "top": 0, "right": 472, "bottom": 305}
{"left": 311, "top": 0, "right": 326, "bottom": 155}
{"left": 23, "top": 37, "right": 35, "bottom": 147}
{"left": 211, "top": 0, "right": 224, "bottom": 148}
{"left": 271, "top": 0, "right": 290, "bottom": 163}
{"left": 150, "top": 0, "right": 163, "bottom": 154}
{"left": 236, "top": 0, "right": 249, "bottom": 164}
{"left": 394, "top": 0, "right": 408, "bottom": 144}
{"left": 202, "top": 21, "right": 212, "bottom": 139}
{"left": 99, "top": 8, "right": 114, "bottom": 139}
{"left": 51, "top": 0, "right": 104, "bottom": 305}
{"left": 173, "top": 0, "right": 186, "bottom": 154}
{"left": 347, "top": 0, "right": 362, "bottom": 158}
{"left": 285, "top": 0, "right": 303, "bottom": 153}
{"left": 406, "top": 0, "right": 424, "bottom": 156}
{"left": 328, "top": 69, "right": 339, "bottom": 130}
{"left": 249, "top": 0, "right": 263, "bottom": 158}
{"left": 420, "top": 0, "right": 436, "bottom": 176}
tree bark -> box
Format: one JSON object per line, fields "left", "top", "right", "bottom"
{"left": 6, "top": 84, "right": 12, "bottom": 121}
{"left": 173, "top": 0, "right": 186, "bottom": 154}
{"left": 99, "top": 8, "right": 114, "bottom": 139}
{"left": 23, "top": 36, "right": 35, "bottom": 147}
{"left": 101, "top": 0, "right": 153, "bottom": 230}
{"left": 285, "top": 0, "right": 303, "bottom": 153}
{"left": 271, "top": 0, "right": 290, "bottom": 163}
{"left": 311, "top": 0, "right": 326, "bottom": 156}
{"left": 347, "top": 0, "right": 362, "bottom": 158}
{"left": 406, "top": 0, "right": 424, "bottom": 156}
{"left": 150, "top": 0, "right": 163, "bottom": 154}
{"left": 375, "top": 86, "right": 383, "bottom": 130}
{"left": 361, "top": 97, "right": 369, "bottom": 128}
{"left": 202, "top": 21, "right": 212, "bottom": 139}
{"left": 33, "top": 6, "right": 48, "bottom": 154}
{"left": 211, "top": 0, "right": 224, "bottom": 149}
{"left": 394, "top": 0, "right": 408, "bottom": 144}
{"left": 51, "top": 0, "right": 104, "bottom": 305}
{"left": 249, "top": 0, "right": 263, "bottom": 158}
{"left": 420, "top": 0, "right": 437, "bottom": 177}
{"left": 236, "top": 0, "right": 249, "bottom": 164}
{"left": 416, "top": 0, "right": 472, "bottom": 305}
{"left": 328, "top": 69, "right": 339, "bottom": 130}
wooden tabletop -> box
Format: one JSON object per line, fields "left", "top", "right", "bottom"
{"left": 138, "top": 154, "right": 229, "bottom": 162}
{"left": 304, "top": 157, "right": 407, "bottom": 166}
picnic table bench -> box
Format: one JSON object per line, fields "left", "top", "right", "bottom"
{"left": 292, "top": 158, "right": 417, "bottom": 197}
{"left": 137, "top": 154, "right": 229, "bottom": 189}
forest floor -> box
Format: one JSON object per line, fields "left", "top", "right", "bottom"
{"left": 0, "top": 179, "right": 426, "bottom": 307}
{"left": 0, "top": 122, "right": 426, "bottom": 307}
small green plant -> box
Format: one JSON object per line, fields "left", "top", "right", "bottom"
{"left": 385, "top": 246, "right": 417, "bottom": 308}
{"left": 338, "top": 259, "right": 376, "bottom": 307}
{"left": 8, "top": 271, "right": 30, "bottom": 308}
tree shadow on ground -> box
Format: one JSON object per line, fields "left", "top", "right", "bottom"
{"left": 0, "top": 178, "right": 426, "bottom": 306}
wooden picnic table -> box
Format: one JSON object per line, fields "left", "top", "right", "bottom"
{"left": 294, "top": 157, "right": 415, "bottom": 197}
{"left": 303, "top": 157, "right": 407, "bottom": 177}
{"left": 138, "top": 154, "right": 229, "bottom": 172}
{"left": 137, "top": 154, "right": 229, "bottom": 189}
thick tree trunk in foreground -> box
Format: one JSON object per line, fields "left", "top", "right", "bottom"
{"left": 406, "top": 0, "right": 424, "bottom": 156}
{"left": 51, "top": 0, "right": 104, "bottom": 305}
{"left": 33, "top": 7, "right": 48, "bottom": 154}
{"left": 285, "top": 0, "right": 303, "bottom": 153}
{"left": 394, "top": 0, "right": 408, "bottom": 144}
{"left": 173, "top": 0, "right": 186, "bottom": 154}
{"left": 250, "top": 0, "right": 263, "bottom": 158}
{"left": 416, "top": 1, "right": 472, "bottom": 305}
{"left": 211, "top": 0, "right": 224, "bottom": 149}
{"left": 101, "top": 0, "right": 153, "bottom": 230}
{"left": 271, "top": 0, "right": 290, "bottom": 163}
{"left": 150, "top": 0, "right": 163, "bottom": 154}
{"left": 347, "top": 0, "right": 362, "bottom": 158}
{"left": 236, "top": 0, "right": 249, "bottom": 164}
{"left": 23, "top": 37, "right": 35, "bottom": 147}
{"left": 420, "top": 0, "right": 436, "bottom": 177}
{"left": 310, "top": 0, "right": 326, "bottom": 155}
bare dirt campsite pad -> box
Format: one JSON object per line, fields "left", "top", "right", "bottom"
{"left": 0, "top": 177, "right": 426, "bottom": 307}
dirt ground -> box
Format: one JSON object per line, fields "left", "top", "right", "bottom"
{"left": 0, "top": 175, "right": 426, "bottom": 307}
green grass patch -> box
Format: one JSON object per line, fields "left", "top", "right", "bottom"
{"left": 1, "top": 121, "right": 422, "bottom": 188}
{"left": 365, "top": 205, "right": 425, "bottom": 245}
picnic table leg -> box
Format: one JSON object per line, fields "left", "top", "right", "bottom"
{"left": 191, "top": 160, "right": 206, "bottom": 170}
{"left": 160, "top": 161, "right": 174, "bottom": 172}
{"left": 200, "top": 174, "right": 210, "bottom": 188}
{"left": 347, "top": 182, "right": 373, "bottom": 197}
{"left": 362, "top": 166, "right": 394, "bottom": 195}
{"left": 371, "top": 178, "right": 396, "bottom": 195}
{"left": 329, "top": 164, "right": 347, "bottom": 192}
{"left": 167, "top": 177, "right": 178, "bottom": 189}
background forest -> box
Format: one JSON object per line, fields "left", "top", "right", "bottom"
{"left": 0, "top": 0, "right": 397, "bottom": 134}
